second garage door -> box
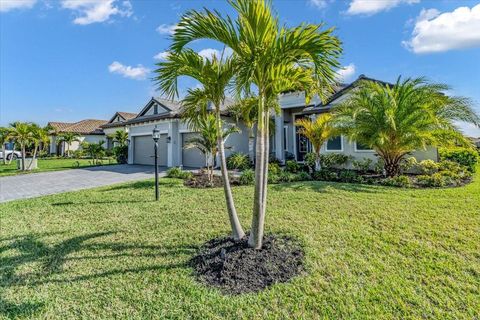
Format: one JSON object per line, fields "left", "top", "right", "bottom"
{"left": 133, "top": 134, "right": 167, "bottom": 166}
{"left": 182, "top": 133, "right": 206, "bottom": 168}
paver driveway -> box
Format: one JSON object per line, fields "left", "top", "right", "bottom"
{"left": 0, "top": 165, "right": 164, "bottom": 203}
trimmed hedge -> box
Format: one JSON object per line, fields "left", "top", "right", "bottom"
{"left": 439, "top": 147, "right": 478, "bottom": 172}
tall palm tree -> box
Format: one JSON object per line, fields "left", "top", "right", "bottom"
{"left": 295, "top": 114, "right": 337, "bottom": 171}
{"left": 334, "top": 77, "right": 480, "bottom": 177}
{"left": 113, "top": 130, "right": 128, "bottom": 147}
{"left": 0, "top": 127, "right": 10, "bottom": 165}
{"left": 155, "top": 49, "right": 246, "bottom": 240}
{"left": 59, "top": 132, "right": 80, "bottom": 157}
{"left": 27, "top": 125, "right": 50, "bottom": 170}
{"left": 171, "top": 0, "right": 342, "bottom": 248}
{"left": 184, "top": 113, "right": 239, "bottom": 182}
{"left": 9, "top": 122, "right": 33, "bottom": 171}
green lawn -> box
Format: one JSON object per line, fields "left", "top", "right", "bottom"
{"left": 1, "top": 168, "right": 479, "bottom": 319}
{"left": 0, "top": 158, "right": 117, "bottom": 177}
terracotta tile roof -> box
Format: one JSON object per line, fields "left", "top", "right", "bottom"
{"left": 48, "top": 119, "right": 107, "bottom": 135}
{"left": 117, "top": 112, "right": 137, "bottom": 120}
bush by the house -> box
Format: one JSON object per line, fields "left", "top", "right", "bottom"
{"left": 285, "top": 160, "right": 301, "bottom": 173}
{"left": 268, "top": 162, "right": 281, "bottom": 175}
{"left": 113, "top": 145, "right": 128, "bottom": 164}
{"left": 166, "top": 167, "right": 193, "bottom": 180}
{"left": 416, "top": 173, "right": 447, "bottom": 187}
{"left": 226, "top": 152, "right": 251, "bottom": 170}
{"left": 381, "top": 175, "right": 412, "bottom": 188}
{"left": 239, "top": 169, "right": 255, "bottom": 185}
{"left": 440, "top": 147, "right": 479, "bottom": 172}
{"left": 400, "top": 156, "right": 418, "bottom": 173}
{"left": 418, "top": 159, "right": 439, "bottom": 175}
{"left": 312, "top": 169, "right": 338, "bottom": 181}
{"left": 318, "top": 153, "right": 349, "bottom": 169}
{"left": 352, "top": 158, "right": 373, "bottom": 174}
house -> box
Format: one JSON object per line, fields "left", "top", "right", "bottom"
{"left": 48, "top": 119, "right": 107, "bottom": 156}
{"left": 101, "top": 111, "right": 137, "bottom": 149}
{"left": 123, "top": 75, "right": 437, "bottom": 169}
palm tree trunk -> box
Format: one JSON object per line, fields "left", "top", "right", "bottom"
{"left": 249, "top": 94, "right": 268, "bottom": 249}
{"left": 215, "top": 109, "right": 245, "bottom": 240}
{"left": 248, "top": 127, "right": 255, "bottom": 163}
{"left": 67, "top": 143, "right": 70, "bottom": 158}
{"left": 21, "top": 144, "right": 26, "bottom": 171}
{"left": 315, "top": 149, "right": 321, "bottom": 171}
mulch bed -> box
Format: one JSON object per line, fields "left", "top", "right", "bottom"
{"left": 190, "top": 234, "right": 305, "bottom": 295}
{"left": 184, "top": 172, "right": 240, "bottom": 188}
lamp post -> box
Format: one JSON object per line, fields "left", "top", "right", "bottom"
{"left": 152, "top": 126, "right": 160, "bottom": 201}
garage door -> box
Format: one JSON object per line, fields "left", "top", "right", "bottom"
{"left": 133, "top": 134, "right": 167, "bottom": 166}
{"left": 182, "top": 133, "right": 206, "bottom": 168}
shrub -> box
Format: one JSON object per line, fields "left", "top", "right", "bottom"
{"left": 113, "top": 145, "right": 128, "bottom": 164}
{"left": 440, "top": 147, "right": 478, "bottom": 172}
{"left": 285, "top": 160, "right": 301, "bottom": 173}
{"left": 166, "top": 167, "right": 183, "bottom": 178}
{"left": 269, "top": 155, "right": 282, "bottom": 165}
{"left": 268, "top": 162, "right": 282, "bottom": 175}
{"left": 304, "top": 152, "right": 317, "bottom": 170}
{"left": 226, "top": 152, "right": 250, "bottom": 170}
{"left": 296, "top": 171, "right": 312, "bottom": 181}
{"left": 312, "top": 169, "right": 337, "bottom": 181}
{"left": 418, "top": 160, "right": 439, "bottom": 175}
{"left": 416, "top": 173, "right": 447, "bottom": 187}
{"left": 337, "top": 170, "right": 359, "bottom": 183}
{"left": 72, "top": 149, "right": 85, "bottom": 159}
{"left": 279, "top": 171, "right": 297, "bottom": 182}
{"left": 318, "top": 153, "right": 349, "bottom": 169}
{"left": 373, "top": 158, "right": 385, "bottom": 174}
{"left": 381, "top": 175, "right": 412, "bottom": 188}
{"left": 239, "top": 169, "right": 255, "bottom": 185}
{"left": 400, "top": 157, "right": 418, "bottom": 173}
{"left": 352, "top": 158, "right": 373, "bottom": 174}
{"left": 268, "top": 173, "right": 280, "bottom": 184}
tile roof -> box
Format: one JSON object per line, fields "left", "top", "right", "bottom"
{"left": 48, "top": 119, "right": 107, "bottom": 135}
{"left": 117, "top": 112, "right": 137, "bottom": 120}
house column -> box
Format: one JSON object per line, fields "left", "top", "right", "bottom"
{"left": 167, "top": 121, "right": 178, "bottom": 167}
{"left": 127, "top": 129, "right": 134, "bottom": 164}
{"left": 274, "top": 110, "right": 285, "bottom": 164}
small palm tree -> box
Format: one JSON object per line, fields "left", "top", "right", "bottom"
{"left": 334, "top": 77, "right": 480, "bottom": 177}
{"left": 0, "top": 127, "right": 10, "bottom": 165}
{"left": 59, "top": 132, "right": 80, "bottom": 157}
{"left": 81, "top": 140, "right": 105, "bottom": 165}
{"left": 295, "top": 114, "right": 337, "bottom": 171}
{"left": 27, "top": 124, "right": 49, "bottom": 170}
{"left": 113, "top": 130, "right": 128, "bottom": 147}
{"left": 8, "top": 122, "right": 33, "bottom": 171}
{"left": 184, "top": 113, "right": 239, "bottom": 182}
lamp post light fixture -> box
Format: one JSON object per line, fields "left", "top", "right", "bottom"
{"left": 152, "top": 126, "right": 160, "bottom": 201}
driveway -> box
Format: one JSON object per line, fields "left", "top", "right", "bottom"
{"left": 0, "top": 165, "right": 165, "bottom": 203}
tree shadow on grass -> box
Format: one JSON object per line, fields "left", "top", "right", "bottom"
{"left": 51, "top": 200, "right": 154, "bottom": 206}
{"left": 270, "top": 180, "right": 384, "bottom": 194}
{"left": 0, "top": 231, "right": 198, "bottom": 318}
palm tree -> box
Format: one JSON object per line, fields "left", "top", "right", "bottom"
{"left": 0, "top": 127, "right": 10, "bottom": 165}
{"left": 9, "top": 122, "right": 33, "bottom": 171}
{"left": 82, "top": 140, "right": 105, "bottom": 165}
{"left": 26, "top": 125, "right": 50, "bottom": 170}
{"left": 184, "top": 113, "right": 239, "bottom": 182}
{"left": 59, "top": 132, "right": 80, "bottom": 157}
{"left": 113, "top": 130, "right": 128, "bottom": 147}
{"left": 295, "top": 114, "right": 337, "bottom": 171}
{"left": 334, "top": 77, "right": 480, "bottom": 177}
{"left": 171, "top": 0, "right": 342, "bottom": 248}
{"left": 155, "top": 49, "right": 246, "bottom": 240}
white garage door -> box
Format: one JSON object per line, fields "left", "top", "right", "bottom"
{"left": 133, "top": 134, "right": 167, "bottom": 166}
{"left": 182, "top": 133, "right": 206, "bottom": 168}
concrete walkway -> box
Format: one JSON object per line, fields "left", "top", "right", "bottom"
{"left": 0, "top": 165, "right": 165, "bottom": 203}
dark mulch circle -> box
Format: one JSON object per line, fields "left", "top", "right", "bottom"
{"left": 190, "top": 234, "right": 305, "bottom": 295}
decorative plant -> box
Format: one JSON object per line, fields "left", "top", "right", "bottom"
{"left": 58, "top": 132, "right": 80, "bottom": 158}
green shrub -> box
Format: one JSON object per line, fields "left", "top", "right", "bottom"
{"left": 416, "top": 173, "right": 447, "bottom": 187}
{"left": 304, "top": 152, "right": 317, "bottom": 170}
{"left": 113, "top": 145, "right": 128, "bottom": 164}
{"left": 296, "top": 171, "right": 312, "bottom": 181}
{"left": 268, "top": 162, "right": 282, "bottom": 175}
{"left": 337, "top": 170, "right": 359, "bottom": 183}
{"left": 318, "top": 153, "right": 349, "bottom": 169}
{"left": 72, "top": 149, "right": 85, "bottom": 159}
{"left": 279, "top": 171, "right": 297, "bottom": 182}
{"left": 381, "top": 175, "right": 412, "bottom": 188}
{"left": 268, "top": 173, "right": 280, "bottom": 184}
{"left": 166, "top": 167, "right": 183, "bottom": 178}
{"left": 373, "top": 158, "right": 385, "bottom": 174}
{"left": 352, "top": 158, "right": 373, "bottom": 174}
{"left": 226, "top": 152, "right": 251, "bottom": 170}
{"left": 440, "top": 147, "right": 478, "bottom": 172}
{"left": 239, "top": 169, "right": 255, "bottom": 185}
{"left": 418, "top": 160, "right": 439, "bottom": 175}
{"left": 285, "top": 160, "right": 301, "bottom": 173}
{"left": 400, "top": 157, "right": 418, "bottom": 173}
{"left": 312, "top": 169, "right": 337, "bottom": 181}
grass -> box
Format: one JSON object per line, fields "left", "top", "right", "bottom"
{"left": 0, "top": 168, "right": 479, "bottom": 319}
{"left": 0, "top": 158, "right": 117, "bottom": 177}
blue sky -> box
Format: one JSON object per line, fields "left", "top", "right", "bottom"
{"left": 1, "top": 0, "right": 479, "bottom": 136}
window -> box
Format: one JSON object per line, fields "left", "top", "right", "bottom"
{"left": 326, "top": 136, "right": 342, "bottom": 151}
{"left": 153, "top": 104, "right": 158, "bottom": 114}
{"left": 355, "top": 142, "right": 373, "bottom": 151}
{"left": 283, "top": 126, "right": 288, "bottom": 151}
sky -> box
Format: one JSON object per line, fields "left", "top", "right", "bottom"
{"left": 1, "top": 0, "right": 479, "bottom": 136}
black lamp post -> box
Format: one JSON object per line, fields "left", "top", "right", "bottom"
{"left": 152, "top": 126, "right": 160, "bottom": 201}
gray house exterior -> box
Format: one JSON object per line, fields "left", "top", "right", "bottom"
{"left": 123, "top": 75, "right": 437, "bottom": 169}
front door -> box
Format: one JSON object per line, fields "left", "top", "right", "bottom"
{"left": 294, "top": 115, "right": 311, "bottom": 161}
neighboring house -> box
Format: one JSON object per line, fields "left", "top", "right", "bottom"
{"left": 101, "top": 111, "right": 137, "bottom": 149}
{"left": 469, "top": 137, "right": 480, "bottom": 148}
{"left": 48, "top": 119, "right": 107, "bottom": 156}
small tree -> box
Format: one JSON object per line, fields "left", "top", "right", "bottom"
{"left": 59, "top": 132, "right": 80, "bottom": 157}
{"left": 0, "top": 127, "right": 10, "bottom": 165}
{"left": 295, "top": 114, "right": 336, "bottom": 171}
{"left": 27, "top": 124, "right": 49, "bottom": 170}
{"left": 81, "top": 140, "right": 105, "bottom": 165}
{"left": 113, "top": 130, "right": 128, "bottom": 147}
{"left": 334, "top": 77, "right": 480, "bottom": 177}
{"left": 8, "top": 122, "right": 33, "bottom": 171}
{"left": 184, "top": 113, "right": 239, "bottom": 182}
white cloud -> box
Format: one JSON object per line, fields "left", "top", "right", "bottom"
{"left": 197, "top": 47, "right": 233, "bottom": 60}
{"left": 0, "top": 0, "right": 37, "bottom": 12}
{"left": 61, "top": 0, "right": 132, "bottom": 25}
{"left": 336, "top": 63, "right": 356, "bottom": 82}
{"left": 108, "top": 61, "right": 149, "bottom": 80}
{"left": 403, "top": 4, "right": 480, "bottom": 54}
{"left": 308, "top": 0, "right": 329, "bottom": 10}
{"left": 156, "top": 23, "right": 177, "bottom": 35}
{"left": 153, "top": 51, "right": 170, "bottom": 60}
{"left": 346, "top": 0, "right": 419, "bottom": 15}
